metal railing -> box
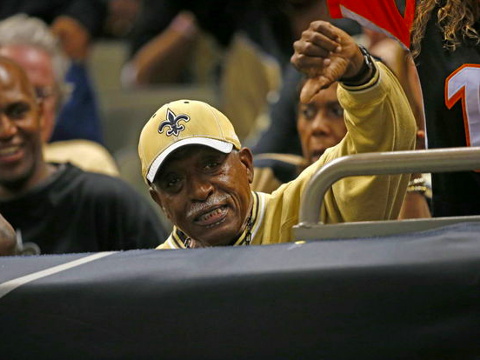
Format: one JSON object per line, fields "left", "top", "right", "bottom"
{"left": 294, "top": 147, "right": 480, "bottom": 240}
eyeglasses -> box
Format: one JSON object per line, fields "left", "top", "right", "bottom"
{"left": 34, "top": 86, "right": 57, "bottom": 100}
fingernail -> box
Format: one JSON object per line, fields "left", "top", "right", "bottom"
{"left": 335, "top": 46, "right": 342, "bottom": 53}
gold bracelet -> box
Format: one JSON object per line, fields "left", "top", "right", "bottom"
{"left": 407, "top": 177, "right": 427, "bottom": 195}
{"left": 340, "top": 45, "right": 376, "bottom": 86}
{"left": 407, "top": 185, "right": 428, "bottom": 195}
{"left": 408, "top": 177, "right": 425, "bottom": 186}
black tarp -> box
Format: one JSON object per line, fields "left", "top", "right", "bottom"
{"left": 1, "top": 222, "right": 480, "bottom": 359}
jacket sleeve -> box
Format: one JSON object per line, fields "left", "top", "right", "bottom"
{"left": 318, "top": 61, "right": 417, "bottom": 223}
{"left": 266, "top": 61, "right": 417, "bottom": 244}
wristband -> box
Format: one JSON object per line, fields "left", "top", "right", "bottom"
{"left": 340, "top": 45, "right": 376, "bottom": 86}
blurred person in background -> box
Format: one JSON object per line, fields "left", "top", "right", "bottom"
{"left": 0, "top": 0, "right": 108, "bottom": 144}
{"left": 123, "top": 0, "right": 337, "bottom": 143}
{"left": 103, "top": 0, "right": 142, "bottom": 39}
{"left": 0, "top": 0, "right": 107, "bottom": 60}
{"left": 0, "top": 14, "right": 119, "bottom": 176}
{"left": 0, "top": 56, "right": 168, "bottom": 254}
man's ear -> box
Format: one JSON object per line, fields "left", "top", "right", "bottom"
{"left": 149, "top": 187, "right": 161, "bottom": 206}
{"left": 238, "top": 147, "right": 254, "bottom": 183}
{"left": 149, "top": 186, "right": 171, "bottom": 220}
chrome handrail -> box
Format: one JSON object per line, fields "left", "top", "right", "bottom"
{"left": 298, "top": 147, "right": 480, "bottom": 226}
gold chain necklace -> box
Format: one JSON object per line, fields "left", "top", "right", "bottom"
{"left": 182, "top": 216, "right": 253, "bottom": 248}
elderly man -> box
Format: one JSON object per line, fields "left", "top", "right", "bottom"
{"left": 0, "top": 14, "right": 118, "bottom": 176}
{"left": 0, "top": 56, "right": 167, "bottom": 254}
{"left": 138, "top": 21, "right": 417, "bottom": 249}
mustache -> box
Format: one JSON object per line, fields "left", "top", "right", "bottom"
{"left": 186, "top": 193, "right": 231, "bottom": 219}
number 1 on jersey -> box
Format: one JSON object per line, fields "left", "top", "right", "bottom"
{"left": 445, "top": 64, "right": 480, "bottom": 147}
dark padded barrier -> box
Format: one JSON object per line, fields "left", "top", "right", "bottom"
{"left": 1, "top": 222, "right": 480, "bottom": 360}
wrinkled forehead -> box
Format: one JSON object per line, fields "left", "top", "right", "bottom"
{"left": 0, "top": 45, "right": 55, "bottom": 84}
{"left": 153, "top": 145, "right": 233, "bottom": 184}
{"left": 163, "top": 144, "right": 229, "bottom": 168}
{"left": 0, "top": 57, "right": 35, "bottom": 97}
{"left": 0, "top": 63, "right": 10, "bottom": 83}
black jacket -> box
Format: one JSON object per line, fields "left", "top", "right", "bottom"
{"left": 0, "top": 164, "right": 167, "bottom": 254}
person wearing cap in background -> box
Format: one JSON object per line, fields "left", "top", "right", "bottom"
{"left": 138, "top": 21, "right": 417, "bottom": 249}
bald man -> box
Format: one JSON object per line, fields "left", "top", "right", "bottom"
{"left": 0, "top": 56, "right": 167, "bottom": 254}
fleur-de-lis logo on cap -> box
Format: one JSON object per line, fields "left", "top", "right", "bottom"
{"left": 158, "top": 109, "right": 190, "bottom": 136}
